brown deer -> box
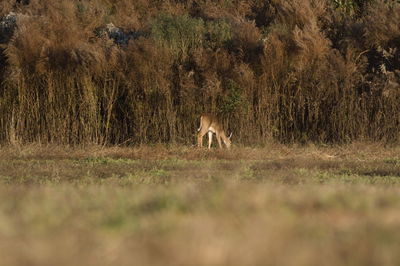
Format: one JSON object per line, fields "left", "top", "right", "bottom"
{"left": 197, "top": 114, "right": 232, "bottom": 149}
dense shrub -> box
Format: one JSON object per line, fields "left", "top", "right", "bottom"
{"left": 0, "top": 0, "right": 399, "bottom": 145}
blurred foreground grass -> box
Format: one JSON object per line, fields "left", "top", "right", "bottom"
{"left": 0, "top": 143, "right": 399, "bottom": 266}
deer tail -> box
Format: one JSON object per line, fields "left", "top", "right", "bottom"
{"left": 197, "top": 116, "right": 203, "bottom": 132}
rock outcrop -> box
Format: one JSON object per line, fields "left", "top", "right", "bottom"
{"left": 97, "top": 23, "right": 143, "bottom": 45}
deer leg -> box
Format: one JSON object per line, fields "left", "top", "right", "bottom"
{"left": 197, "top": 133, "right": 203, "bottom": 147}
{"left": 208, "top": 131, "right": 213, "bottom": 149}
{"left": 197, "top": 127, "right": 208, "bottom": 148}
{"left": 216, "top": 133, "right": 222, "bottom": 148}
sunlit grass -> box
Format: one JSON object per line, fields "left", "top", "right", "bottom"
{"left": 0, "top": 144, "right": 399, "bottom": 265}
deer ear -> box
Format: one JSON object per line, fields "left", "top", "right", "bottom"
{"left": 228, "top": 132, "right": 233, "bottom": 139}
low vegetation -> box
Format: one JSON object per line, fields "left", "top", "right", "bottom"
{"left": 0, "top": 144, "right": 399, "bottom": 265}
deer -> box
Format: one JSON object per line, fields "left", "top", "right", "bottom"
{"left": 197, "top": 114, "right": 232, "bottom": 149}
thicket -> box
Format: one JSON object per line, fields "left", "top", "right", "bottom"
{"left": 0, "top": 0, "right": 399, "bottom": 145}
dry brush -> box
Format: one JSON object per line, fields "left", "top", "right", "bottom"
{"left": 0, "top": 0, "right": 399, "bottom": 145}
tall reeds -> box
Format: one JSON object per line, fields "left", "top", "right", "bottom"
{"left": 0, "top": 0, "right": 399, "bottom": 145}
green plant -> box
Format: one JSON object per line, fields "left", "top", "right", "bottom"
{"left": 205, "top": 19, "right": 232, "bottom": 49}
{"left": 218, "top": 79, "right": 245, "bottom": 115}
{"left": 151, "top": 14, "right": 205, "bottom": 58}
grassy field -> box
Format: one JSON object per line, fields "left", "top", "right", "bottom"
{"left": 0, "top": 143, "right": 400, "bottom": 266}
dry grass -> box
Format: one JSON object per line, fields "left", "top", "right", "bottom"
{"left": 0, "top": 144, "right": 400, "bottom": 265}
{"left": 1, "top": 0, "right": 400, "bottom": 145}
